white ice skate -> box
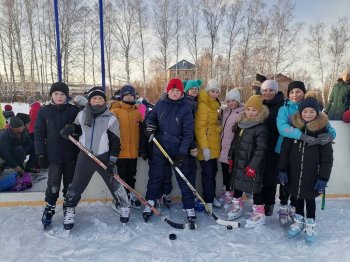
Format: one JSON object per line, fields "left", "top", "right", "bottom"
{"left": 226, "top": 197, "right": 243, "bottom": 220}
{"left": 245, "top": 205, "right": 265, "bottom": 228}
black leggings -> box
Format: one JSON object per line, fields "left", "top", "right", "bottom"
{"left": 234, "top": 190, "right": 263, "bottom": 205}
{"left": 295, "top": 198, "right": 316, "bottom": 219}
{"left": 221, "top": 163, "right": 232, "bottom": 191}
{"left": 279, "top": 185, "right": 297, "bottom": 207}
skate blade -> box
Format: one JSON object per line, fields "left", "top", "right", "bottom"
{"left": 188, "top": 222, "right": 197, "bottom": 230}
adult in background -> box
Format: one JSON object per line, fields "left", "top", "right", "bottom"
{"left": 3, "top": 104, "right": 14, "bottom": 123}
{"left": 259, "top": 80, "right": 285, "bottom": 216}
{"left": 325, "top": 69, "right": 350, "bottom": 120}
{"left": 0, "top": 105, "right": 5, "bottom": 130}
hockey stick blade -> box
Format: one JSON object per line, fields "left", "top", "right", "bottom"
{"left": 152, "top": 137, "right": 240, "bottom": 228}
{"left": 68, "top": 135, "right": 188, "bottom": 230}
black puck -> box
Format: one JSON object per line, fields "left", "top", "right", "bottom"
{"left": 226, "top": 225, "right": 233, "bottom": 230}
{"left": 169, "top": 233, "right": 177, "bottom": 240}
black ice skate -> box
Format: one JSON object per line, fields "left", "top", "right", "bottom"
{"left": 162, "top": 194, "right": 172, "bottom": 209}
{"left": 41, "top": 203, "right": 56, "bottom": 228}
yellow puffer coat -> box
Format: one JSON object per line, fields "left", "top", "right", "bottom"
{"left": 195, "top": 90, "right": 221, "bottom": 160}
{"left": 110, "top": 102, "right": 143, "bottom": 159}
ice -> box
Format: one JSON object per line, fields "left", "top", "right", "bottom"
{"left": 0, "top": 199, "right": 349, "bottom": 261}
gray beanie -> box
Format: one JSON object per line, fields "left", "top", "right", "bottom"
{"left": 205, "top": 79, "right": 221, "bottom": 93}
{"left": 9, "top": 116, "right": 24, "bottom": 129}
{"left": 225, "top": 88, "right": 241, "bottom": 103}
{"left": 261, "top": 80, "right": 279, "bottom": 93}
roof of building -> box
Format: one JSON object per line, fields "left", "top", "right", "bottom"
{"left": 168, "top": 59, "right": 196, "bottom": 70}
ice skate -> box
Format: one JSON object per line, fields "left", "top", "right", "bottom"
{"left": 63, "top": 206, "right": 75, "bottom": 230}
{"left": 111, "top": 198, "right": 121, "bottom": 214}
{"left": 222, "top": 191, "right": 235, "bottom": 212}
{"left": 41, "top": 203, "right": 55, "bottom": 228}
{"left": 212, "top": 197, "right": 222, "bottom": 208}
{"left": 288, "top": 205, "right": 296, "bottom": 222}
{"left": 278, "top": 205, "right": 289, "bottom": 226}
{"left": 245, "top": 205, "right": 265, "bottom": 228}
{"left": 265, "top": 204, "right": 274, "bottom": 216}
{"left": 162, "top": 194, "right": 172, "bottom": 208}
{"left": 129, "top": 192, "right": 141, "bottom": 209}
{"left": 186, "top": 208, "right": 197, "bottom": 230}
{"left": 304, "top": 218, "right": 316, "bottom": 245}
{"left": 120, "top": 207, "right": 131, "bottom": 224}
{"left": 143, "top": 200, "right": 156, "bottom": 222}
{"left": 287, "top": 214, "right": 304, "bottom": 239}
{"left": 227, "top": 197, "right": 243, "bottom": 220}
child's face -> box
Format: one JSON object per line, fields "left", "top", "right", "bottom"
{"left": 208, "top": 89, "right": 220, "bottom": 99}
{"left": 187, "top": 88, "right": 199, "bottom": 98}
{"left": 123, "top": 94, "right": 135, "bottom": 102}
{"left": 301, "top": 107, "right": 317, "bottom": 122}
{"left": 227, "top": 100, "right": 239, "bottom": 109}
{"left": 289, "top": 88, "right": 304, "bottom": 103}
{"left": 51, "top": 91, "right": 67, "bottom": 105}
{"left": 90, "top": 95, "right": 106, "bottom": 106}
{"left": 261, "top": 88, "right": 276, "bottom": 101}
{"left": 168, "top": 88, "right": 182, "bottom": 100}
{"left": 245, "top": 106, "right": 259, "bottom": 118}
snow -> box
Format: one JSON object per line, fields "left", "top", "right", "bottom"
{"left": 0, "top": 199, "right": 349, "bottom": 261}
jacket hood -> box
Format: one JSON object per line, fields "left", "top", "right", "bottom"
{"left": 198, "top": 89, "right": 220, "bottom": 110}
{"left": 292, "top": 112, "right": 329, "bottom": 132}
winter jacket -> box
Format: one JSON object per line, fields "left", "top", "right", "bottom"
{"left": 0, "top": 128, "right": 32, "bottom": 168}
{"left": 228, "top": 106, "right": 269, "bottom": 194}
{"left": 146, "top": 95, "right": 194, "bottom": 158}
{"left": 185, "top": 94, "right": 198, "bottom": 151}
{"left": 74, "top": 107, "right": 121, "bottom": 158}
{"left": 0, "top": 106, "right": 5, "bottom": 129}
{"left": 34, "top": 101, "right": 79, "bottom": 163}
{"left": 218, "top": 104, "right": 244, "bottom": 164}
{"left": 195, "top": 90, "right": 221, "bottom": 160}
{"left": 110, "top": 102, "right": 143, "bottom": 159}
{"left": 325, "top": 81, "right": 350, "bottom": 120}
{"left": 278, "top": 113, "right": 333, "bottom": 199}
{"left": 262, "top": 91, "right": 285, "bottom": 186}
{"left": 276, "top": 99, "right": 336, "bottom": 153}
{"left": 28, "top": 101, "right": 41, "bottom": 134}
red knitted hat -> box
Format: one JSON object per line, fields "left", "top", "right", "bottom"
{"left": 166, "top": 78, "right": 184, "bottom": 94}
{"left": 342, "top": 109, "right": 350, "bottom": 123}
{"left": 4, "top": 104, "right": 12, "bottom": 111}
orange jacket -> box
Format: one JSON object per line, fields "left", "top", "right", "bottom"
{"left": 110, "top": 102, "right": 143, "bottom": 158}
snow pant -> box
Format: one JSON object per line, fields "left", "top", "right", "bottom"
{"left": 28, "top": 133, "right": 38, "bottom": 169}
{"left": 234, "top": 190, "right": 263, "bottom": 205}
{"left": 147, "top": 158, "right": 172, "bottom": 196}
{"left": 279, "top": 184, "right": 297, "bottom": 207}
{"left": 295, "top": 198, "right": 316, "bottom": 219}
{"left": 64, "top": 152, "right": 130, "bottom": 208}
{"left": 261, "top": 185, "right": 277, "bottom": 206}
{"left": 45, "top": 161, "right": 75, "bottom": 205}
{"left": 117, "top": 158, "right": 137, "bottom": 192}
{"left": 221, "top": 162, "right": 232, "bottom": 191}
{"left": 188, "top": 155, "right": 197, "bottom": 187}
{"left": 199, "top": 159, "right": 218, "bottom": 203}
{"left": 146, "top": 153, "right": 194, "bottom": 209}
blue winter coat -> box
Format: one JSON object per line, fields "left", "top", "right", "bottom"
{"left": 147, "top": 95, "right": 194, "bottom": 158}
{"left": 34, "top": 101, "right": 79, "bottom": 163}
{"left": 275, "top": 99, "right": 336, "bottom": 153}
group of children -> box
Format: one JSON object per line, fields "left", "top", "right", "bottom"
{"left": 1, "top": 77, "right": 334, "bottom": 245}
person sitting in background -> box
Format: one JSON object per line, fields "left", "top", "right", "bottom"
{"left": 3, "top": 104, "right": 14, "bottom": 123}
{"left": 0, "top": 116, "right": 34, "bottom": 175}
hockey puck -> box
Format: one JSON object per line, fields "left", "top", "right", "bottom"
{"left": 226, "top": 225, "right": 233, "bottom": 230}
{"left": 169, "top": 233, "right": 177, "bottom": 240}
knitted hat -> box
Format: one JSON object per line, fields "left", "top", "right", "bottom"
{"left": 4, "top": 104, "right": 12, "bottom": 111}
{"left": 205, "top": 79, "right": 221, "bottom": 93}
{"left": 113, "top": 90, "right": 121, "bottom": 101}
{"left": 73, "top": 95, "right": 88, "bottom": 108}
{"left": 120, "top": 85, "right": 136, "bottom": 100}
{"left": 342, "top": 109, "right": 350, "bottom": 123}
{"left": 9, "top": 116, "right": 24, "bottom": 129}
{"left": 184, "top": 80, "right": 202, "bottom": 93}
{"left": 49, "top": 82, "right": 69, "bottom": 97}
{"left": 225, "top": 88, "right": 241, "bottom": 103}
{"left": 87, "top": 86, "right": 106, "bottom": 102}
{"left": 166, "top": 78, "right": 184, "bottom": 93}
{"left": 342, "top": 69, "right": 350, "bottom": 81}
{"left": 261, "top": 80, "right": 278, "bottom": 93}
{"left": 298, "top": 97, "right": 320, "bottom": 115}
{"left": 245, "top": 95, "right": 264, "bottom": 112}
{"left": 16, "top": 113, "right": 31, "bottom": 124}
{"left": 287, "top": 81, "right": 306, "bottom": 96}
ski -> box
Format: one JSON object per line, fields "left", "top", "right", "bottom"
{"left": 68, "top": 135, "right": 189, "bottom": 230}
{"left": 152, "top": 137, "right": 240, "bottom": 229}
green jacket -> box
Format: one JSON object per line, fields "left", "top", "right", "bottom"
{"left": 325, "top": 82, "right": 350, "bottom": 120}
{"left": 0, "top": 106, "right": 6, "bottom": 130}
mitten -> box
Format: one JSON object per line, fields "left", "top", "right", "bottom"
{"left": 278, "top": 171, "right": 288, "bottom": 185}
{"left": 314, "top": 179, "right": 328, "bottom": 193}
{"left": 300, "top": 134, "right": 318, "bottom": 146}
{"left": 318, "top": 133, "right": 334, "bottom": 145}
{"left": 173, "top": 155, "right": 185, "bottom": 169}
{"left": 203, "top": 148, "right": 211, "bottom": 161}
{"left": 146, "top": 124, "right": 156, "bottom": 138}
{"left": 60, "top": 124, "right": 75, "bottom": 139}
{"left": 190, "top": 148, "right": 198, "bottom": 157}
{"left": 245, "top": 166, "right": 256, "bottom": 178}
{"left": 228, "top": 159, "right": 234, "bottom": 173}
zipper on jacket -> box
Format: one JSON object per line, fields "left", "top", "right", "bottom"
{"left": 297, "top": 130, "right": 306, "bottom": 198}
{"left": 90, "top": 119, "right": 95, "bottom": 153}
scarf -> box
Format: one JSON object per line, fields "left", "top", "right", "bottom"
{"left": 84, "top": 103, "right": 107, "bottom": 127}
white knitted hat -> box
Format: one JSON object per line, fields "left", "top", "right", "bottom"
{"left": 261, "top": 80, "right": 279, "bottom": 92}
{"left": 205, "top": 79, "right": 221, "bottom": 93}
{"left": 225, "top": 88, "right": 241, "bottom": 103}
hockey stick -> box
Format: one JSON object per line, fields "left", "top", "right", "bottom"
{"left": 68, "top": 135, "right": 188, "bottom": 230}
{"left": 152, "top": 137, "right": 240, "bottom": 228}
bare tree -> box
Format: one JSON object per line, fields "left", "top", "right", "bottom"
{"left": 201, "top": 0, "right": 226, "bottom": 78}
{"left": 173, "top": 0, "right": 185, "bottom": 77}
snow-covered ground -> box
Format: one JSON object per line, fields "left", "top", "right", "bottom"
{"left": 0, "top": 199, "right": 349, "bottom": 261}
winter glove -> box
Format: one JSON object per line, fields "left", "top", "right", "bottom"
{"left": 60, "top": 124, "right": 75, "bottom": 139}
{"left": 190, "top": 148, "right": 198, "bottom": 157}
{"left": 146, "top": 124, "right": 156, "bottom": 138}
{"left": 203, "top": 148, "right": 211, "bottom": 161}
{"left": 106, "top": 156, "right": 117, "bottom": 176}
{"left": 278, "top": 171, "right": 288, "bottom": 185}
{"left": 173, "top": 155, "right": 185, "bottom": 169}
{"left": 317, "top": 133, "right": 334, "bottom": 145}
{"left": 228, "top": 160, "right": 234, "bottom": 173}
{"left": 314, "top": 178, "right": 328, "bottom": 193}
{"left": 141, "top": 153, "right": 148, "bottom": 161}
{"left": 300, "top": 134, "right": 319, "bottom": 146}
{"left": 38, "top": 155, "right": 49, "bottom": 169}
{"left": 245, "top": 166, "right": 256, "bottom": 178}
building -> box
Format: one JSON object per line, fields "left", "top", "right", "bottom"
{"left": 267, "top": 73, "right": 293, "bottom": 96}
{"left": 167, "top": 59, "right": 196, "bottom": 80}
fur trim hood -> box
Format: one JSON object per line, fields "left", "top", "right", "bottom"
{"left": 292, "top": 112, "right": 329, "bottom": 132}
{"left": 238, "top": 105, "right": 269, "bottom": 126}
